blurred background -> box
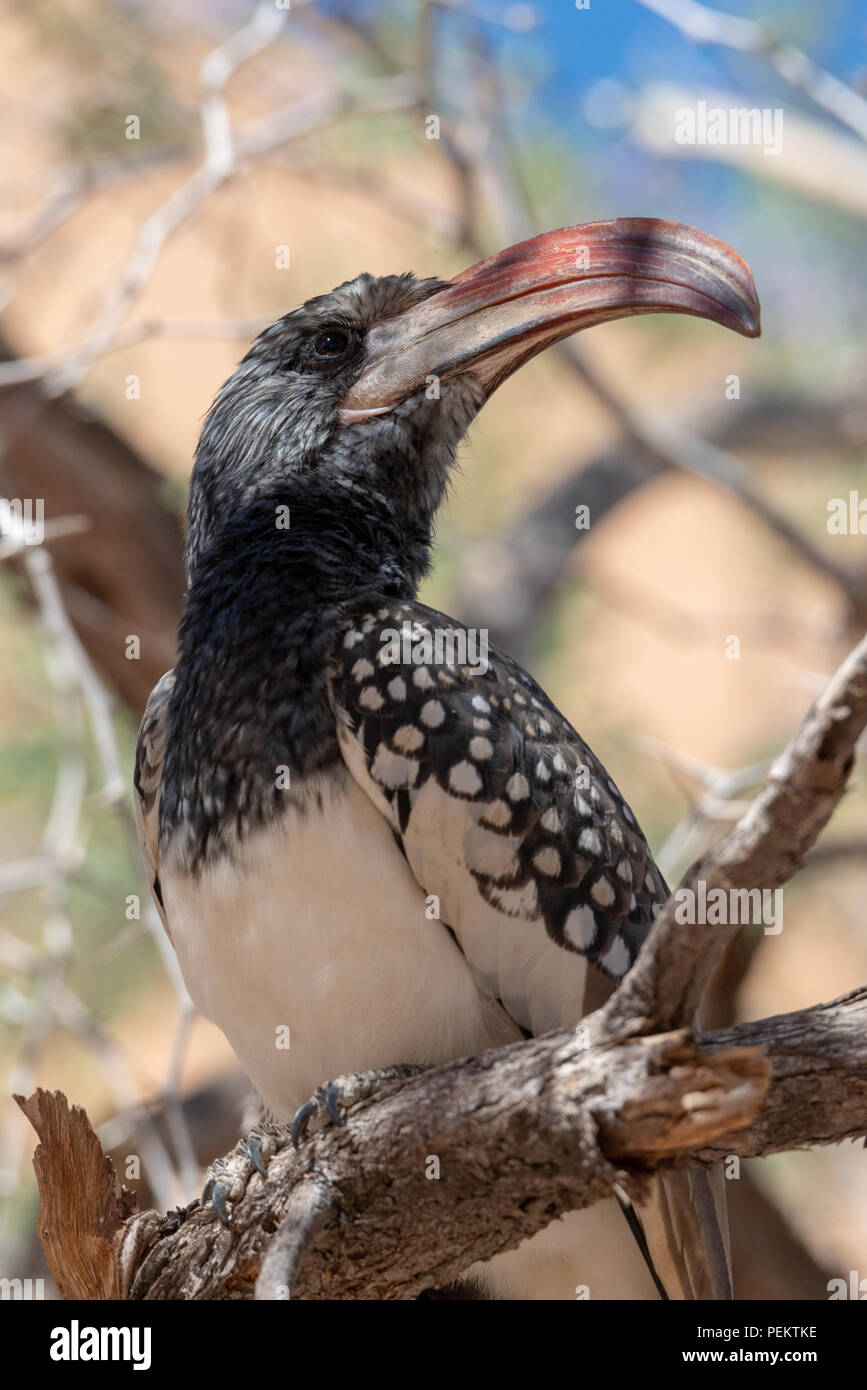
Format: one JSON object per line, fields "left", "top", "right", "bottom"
{"left": 1, "top": 0, "right": 866, "bottom": 1299}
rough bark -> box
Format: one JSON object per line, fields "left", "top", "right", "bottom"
{"left": 17, "top": 987, "right": 867, "bottom": 1300}
{"left": 14, "top": 1088, "right": 148, "bottom": 1300}
{"left": 14, "top": 616, "right": 867, "bottom": 1300}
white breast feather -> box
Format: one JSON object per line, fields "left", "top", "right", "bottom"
{"left": 161, "top": 767, "right": 659, "bottom": 1299}
{"left": 160, "top": 774, "right": 518, "bottom": 1118}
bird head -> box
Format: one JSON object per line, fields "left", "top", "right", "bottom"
{"left": 188, "top": 218, "right": 759, "bottom": 584}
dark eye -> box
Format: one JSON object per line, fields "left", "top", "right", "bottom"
{"left": 312, "top": 327, "right": 351, "bottom": 360}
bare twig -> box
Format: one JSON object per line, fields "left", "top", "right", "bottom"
{"left": 0, "top": 319, "right": 270, "bottom": 388}
{"left": 636, "top": 0, "right": 867, "bottom": 145}
{"left": 432, "top": 16, "right": 867, "bottom": 627}
{"left": 596, "top": 631, "right": 867, "bottom": 1039}
{"left": 0, "top": 525, "right": 197, "bottom": 1208}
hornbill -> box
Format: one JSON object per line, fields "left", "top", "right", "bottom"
{"left": 135, "top": 219, "right": 760, "bottom": 1300}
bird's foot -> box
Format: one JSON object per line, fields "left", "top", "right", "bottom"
{"left": 200, "top": 1065, "right": 426, "bottom": 1225}
{"left": 290, "top": 1063, "right": 427, "bottom": 1147}
{"left": 200, "top": 1120, "right": 293, "bottom": 1227}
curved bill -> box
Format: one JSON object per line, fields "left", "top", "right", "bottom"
{"left": 339, "top": 218, "right": 760, "bottom": 421}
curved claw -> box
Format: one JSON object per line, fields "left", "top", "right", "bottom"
{"left": 325, "top": 1082, "right": 345, "bottom": 1126}
{"left": 211, "top": 1180, "right": 232, "bottom": 1227}
{"left": 245, "top": 1135, "right": 269, "bottom": 1179}
{"left": 291, "top": 1099, "right": 318, "bottom": 1149}
{"left": 200, "top": 1174, "right": 215, "bottom": 1207}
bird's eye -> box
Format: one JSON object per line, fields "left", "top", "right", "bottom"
{"left": 312, "top": 327, "right": 351, "bottom": 360}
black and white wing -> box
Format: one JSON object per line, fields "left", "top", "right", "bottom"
{"left": 329, "top": 598, "right": 731, "bottom": 1299}
{"left": 329, "top": 598, "right": 667, "bottom": 1032}
{"left": 133, "top": 669, "right": 175, "bottom": 942}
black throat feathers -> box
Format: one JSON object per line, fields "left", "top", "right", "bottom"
{"left": 158, "top": 484, "right": 430, "bottom": 869}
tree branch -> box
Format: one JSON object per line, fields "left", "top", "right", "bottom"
{"left": 16, "top": 623, "right": 867, "bottom": 1299}
{"left": 18, "top": 988, "right": 867, "bottom": 1299}
{"left": 635, "top": 0, "right": 867, "bottom": 145}
{"left": 596, "top": 631, "right": 867, "bottom": 1039}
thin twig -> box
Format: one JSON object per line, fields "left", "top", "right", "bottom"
{"left": 636, "top": 0, "right": 867, "bottom": 145}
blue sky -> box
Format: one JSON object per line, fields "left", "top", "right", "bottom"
{"left": 457, "top": 0, "right": 867, "bottom": 353}
{"left": 312, "top": 0, "right": 865, "bottom": 349}
{"left": 531, "top": 0, "right": 862, "bottom": 107}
